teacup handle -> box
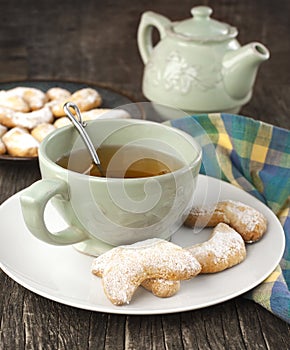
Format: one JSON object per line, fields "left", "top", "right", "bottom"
{"left": 137, "top": 11, "right": 171, "bottom": 64}
{"left": 20, "top": 178, "right": 88, "bottom": 245}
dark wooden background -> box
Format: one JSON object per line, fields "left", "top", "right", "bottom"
{"left": 0, "top": 0, "right": 289, "bottom": 349}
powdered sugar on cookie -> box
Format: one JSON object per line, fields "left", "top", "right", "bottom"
{"left": 2, "top": 127, "right": 39, "bottom": 157}
{"left": 8, "top": 87, "right": 48, "bottom": 110}
{"left": 92, "top": 238, "right": 201, "bottom": 305}
{"left": 185, "top": 200, "right": 267, "bottom": 243}
{"left": 187, "top": 223, "right": 246, "bottom": 273}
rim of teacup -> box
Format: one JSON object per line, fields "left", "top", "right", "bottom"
{"left": 39, "top": 118, "right": 202, "bottom": 182}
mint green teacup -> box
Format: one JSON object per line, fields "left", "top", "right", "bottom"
{"left": 20, "top": 118, "right": 201, "bottom": 256}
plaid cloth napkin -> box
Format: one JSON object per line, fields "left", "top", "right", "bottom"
{"left": 169, "top": 113, "right": 290, "bottom": 324}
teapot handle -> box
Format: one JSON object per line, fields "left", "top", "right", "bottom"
{"left": 137, "top": 11, "right": 171, "bottom": 64}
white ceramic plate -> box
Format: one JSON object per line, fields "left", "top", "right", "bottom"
{"left": 0, "top": 175, "right": 285, "bottom": 315}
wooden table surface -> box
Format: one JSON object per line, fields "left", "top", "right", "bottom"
{"left": 0, "top": 0, "right": 289, "bottom": 349}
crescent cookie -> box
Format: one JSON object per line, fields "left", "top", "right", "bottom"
{"left": 0, "top": 90, "right": 30, "bottom": 112}
{"left": 7, "top": 87, "right": 48, "bottom": 110}
{"left": 91, "top": 238, "right": 201, "bottom": 305}
{"left": 51, "top": 88, "right": 102, "bottom": 117}
{"left": 46, "top": 87, "right": 71, "bottom": 101}
{"left": 31, "top": 123, "right": 56, "bottom": 142}
{"left": 0, "top": 105, "right": 54, "bottom": 130}
{"left": 187, "top": 223, "right": 246, "bottom": 273}
{"left": 91, "top": 246, "right": 180, "bottom": 299}
{"left": 2, "top": 127, "right": 39, "bottom": 157}
{"left": 184, "top": 200, "right": 267, "bottom": 243}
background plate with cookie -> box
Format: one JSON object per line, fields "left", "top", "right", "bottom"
{"left": 0, "top": 80, "right": 139, "bottom": 162}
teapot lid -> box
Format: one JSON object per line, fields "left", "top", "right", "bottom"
{"left": 172, "top": 6, "right": 238, "bottom": 41}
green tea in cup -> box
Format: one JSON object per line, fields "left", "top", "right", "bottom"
{"left": 56, "top": 144, "right": 185, "bottom": 178}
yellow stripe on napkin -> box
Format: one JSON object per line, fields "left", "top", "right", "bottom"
{"left": 218, "top": 133, "right": 233, "bottom": 151}
{"left": 251, "top": 144, "right": 268, "bottom": 163}
{"left": 250, "top": 123, "right": 272, "bottom": 163}
{"left": 264, "top": 270, "right": 281, "bottom": 283}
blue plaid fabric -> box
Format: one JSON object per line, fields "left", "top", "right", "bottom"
{"left": 170, "top": 113, "right": 290, "bottom": 323}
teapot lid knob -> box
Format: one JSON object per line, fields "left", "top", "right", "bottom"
{"left": 191, "top": 6, "right": 213, "bottom": 19}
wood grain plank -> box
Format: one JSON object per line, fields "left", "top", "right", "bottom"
{"left": 125, "top": 315, "right": 165, "bottom": 349}
{"left": 0, "top": 276, "right": 26, "bottom": 349}
{"left": 103, "top": 314, "right": 126, "bottom": 349}
{"left": 236, "top": 299, "right": 290, "bottom": 349}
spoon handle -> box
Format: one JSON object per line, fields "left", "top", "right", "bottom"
{"left": 63, "top": 102, "right": 104, "bottom": 175}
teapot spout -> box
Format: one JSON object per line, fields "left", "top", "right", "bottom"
{"left": 223, "top": 42, "right": 270, "bottom": 100}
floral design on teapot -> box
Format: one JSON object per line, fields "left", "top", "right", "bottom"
{"left": 146, "top": 51, "right": 223, "bottom": 94}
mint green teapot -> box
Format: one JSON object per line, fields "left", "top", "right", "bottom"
{"left": 137, "top": 6, "right": 270, "bottom": 114}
